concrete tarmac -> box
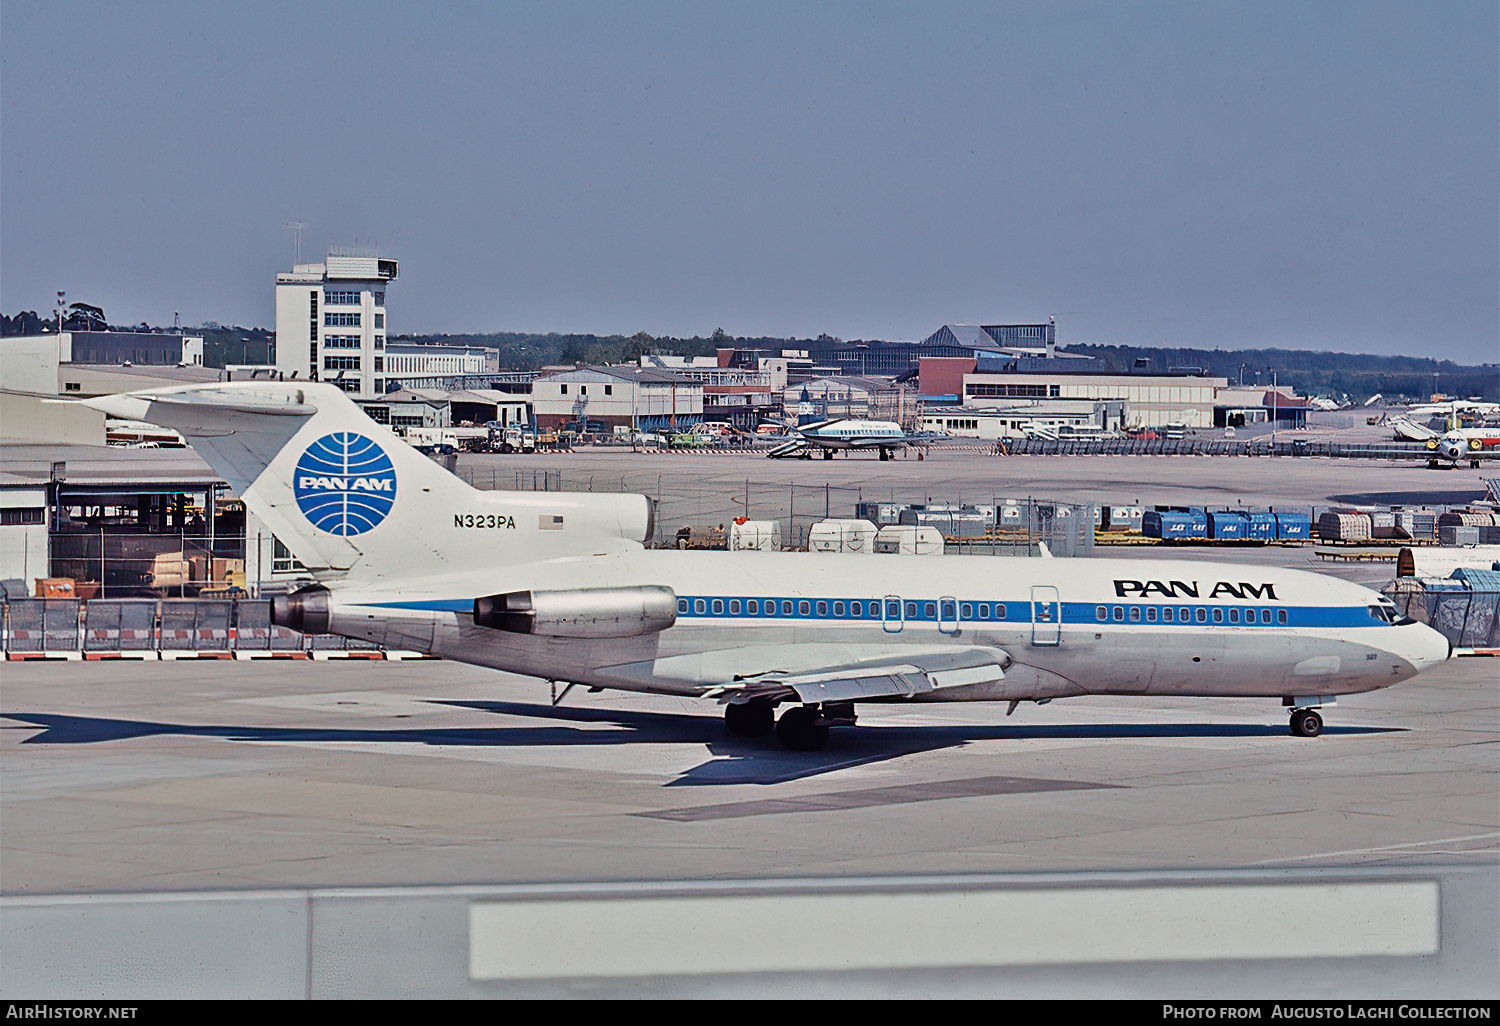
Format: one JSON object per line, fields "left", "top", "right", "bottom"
{"left": 3, "top": 652, "right": 1494, "bottom": 896}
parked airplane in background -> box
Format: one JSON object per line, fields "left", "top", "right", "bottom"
{"left": 1426, "top": 424, "right": 1500, "bottom": 467}
{"left": 767, "top": 419, "right": 910, "bottom": 460}
{"left": 85, "top": 383, "right": 1450, "bottom": 749}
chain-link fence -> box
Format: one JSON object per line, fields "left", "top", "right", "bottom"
{"left": 452, "top": 466, "right": 1091, "bottom": 553}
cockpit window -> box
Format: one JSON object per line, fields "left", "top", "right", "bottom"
{"left": 1368, "top": 604, "right": 1395, "bottom": 623}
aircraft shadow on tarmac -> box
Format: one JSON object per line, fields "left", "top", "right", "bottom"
{"left": 1328, "top": 488, "right": 1485, "bottom": 507}
{"left": 3, "top": 702, "right": 1404, "bottom": 787}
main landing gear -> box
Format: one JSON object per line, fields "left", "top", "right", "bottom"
{"left": 723, "top": 701, "right": 855, "bottom": 751}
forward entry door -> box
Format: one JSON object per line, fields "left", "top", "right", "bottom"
{"left": 1030, "top": 586, "right": 1061, "bottom": 646}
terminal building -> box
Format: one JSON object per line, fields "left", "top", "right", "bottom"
{"left": 274, "top": 252, "right": 398, "bottom": 400}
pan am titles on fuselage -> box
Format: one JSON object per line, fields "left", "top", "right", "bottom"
{"left": 84, "top": 382, "right": 1452, "bottom": 751}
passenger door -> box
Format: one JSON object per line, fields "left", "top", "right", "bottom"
{"left": 1030, "top": 585, "right": 1061, "bottom": 646}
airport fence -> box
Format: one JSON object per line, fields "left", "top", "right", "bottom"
{"left": 995, "top": 437, "right": 1436, "bottom": 459}
{"left": 454, "top": 466, "right": 1092, "bottom": 554}
{"left": 0, "top": 598, "right": 384, "bottom": 657}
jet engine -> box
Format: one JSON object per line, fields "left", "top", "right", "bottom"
{"left": 474, "top": 586, "right": 677, "bottom": 639}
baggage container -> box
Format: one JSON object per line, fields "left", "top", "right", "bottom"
{"left": 1318, "top": 512, "right": 1372, "bottom": 542}
{"left": 1101, "top": 506, "right": 1144, "bottom": 533}
{"left": 1144, "top": 510, "right": 1208, "bottom": 540}
{"left": 1208, "top": 511, "right": 1249, "bottom": 541}
{"left": 1274, "top": 512, "right": 1312, "bottom": 541}
{"left": 1244, "top": 511, "right": 1278, "bottom": 541}
{"left": 809, "top": 519, "right": 877, "bottom": 553}
{"left": 898, "top": 508, "right": 989, "bottom": 539}
{"left": 728, "top": 520, "right": 781, "bottom": 552}
{"left": 874, "top": 525, "right": 945, "bottom": 555}
{"left": 1440, "top": 525, "right": 1482, "bottom": 547}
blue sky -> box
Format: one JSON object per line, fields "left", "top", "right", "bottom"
{"left": 2, "top": 1, "right": 1495, "bottom": 362}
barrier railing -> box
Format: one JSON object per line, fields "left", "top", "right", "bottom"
{"left": 1, "top": 599, "right": 411, "bottom": 658}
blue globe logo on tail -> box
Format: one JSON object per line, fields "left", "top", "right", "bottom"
{"left": 293, "top": 433, "right": 398, "bottom": 535}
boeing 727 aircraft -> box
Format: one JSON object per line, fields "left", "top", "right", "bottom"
{"left": 85, "top": 383, "right": 1450, "bottom": 749}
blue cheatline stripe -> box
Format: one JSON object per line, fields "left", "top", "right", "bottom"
{"left": 360, "top": 596, "right": 1387, "bottom": 629}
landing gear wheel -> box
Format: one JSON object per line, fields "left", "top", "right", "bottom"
{"left": 1289, "top": 709, "right": 1323, "bottom": 738}
{"left": 724, "top": 700, "right": 775, "bottom": 738}
{"left": 776, "top": 706, "right": 830, "bottom": 751}
{"left": 823, "top": 449, "right": 835, "bottom": 460}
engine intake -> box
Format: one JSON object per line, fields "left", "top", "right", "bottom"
{"left": 474, "top": 585, "right": 677, "bottom": 639}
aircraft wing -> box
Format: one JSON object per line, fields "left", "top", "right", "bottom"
{"left": 693, "top": 645, "right": 1011, "bottom": 704}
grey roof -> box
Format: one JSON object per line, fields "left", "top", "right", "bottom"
{"left": 0, "top": 443, "right": 222, "bottom": 489}
{"left": 538, "top": 364, "right": 690, "bottom": 385}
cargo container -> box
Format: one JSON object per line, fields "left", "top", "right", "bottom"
{"left": 898, "top": 507, "right": 990, "bottom": 539}
{"left": 854, "top": 502, "right": 908, "bottom": 527}
{"left": 1274, "top": 512, "right": 1312, "bottom": 541}
{"left": 874, "top": 525, "right": 945, "bottom": 555}
{"left": 728, "top": 520, "right": 781, "bottom": 552}
{"left": 1393, "top": 510, "right": 1438, "bottom": 541}
{"left": 1101, "top": 506, "right": 1145, "bottom": 532}
{"left": 1318, "top": 512, "right": 1372, "bottom": 542}
{"left": 1439, "top": 525, "right": 1482, "bottom": 547}
{"left": 808, "top": 519, "right": 878, "bottom": 553}
{"left": 1208, "top": 511, "right": 1249, "bottom": 541}
{"left": 1439, "top": 510, "right": 1500, "bottom": 529}
{"left": 1143, "top": 509, "right": 1208, "bottom": 540}
{"left": 1244, "top": 511, "right": 1278, "bottom": 541}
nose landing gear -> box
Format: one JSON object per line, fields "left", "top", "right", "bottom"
{"left": 1289, "top": 708, "right": 1323, "bottom": 737}
{"left": 1284, "top": 696, "right": 1333, "bottom": 737}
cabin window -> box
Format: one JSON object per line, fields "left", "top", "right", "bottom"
{"left": 833, "top": 601, "right": 845, "bottom": 616}
{"left": 1113, "top": 606, "right": 1124, "bottom": 621}
{"left": 816, "top": 601, "right": 828, "bottom": 617}
{"left": 694, "top": 599, "right": 706, "bottom": 614}
{"left": 1212, "top": 608, "right": 1224, "bottom": 623}
{"left": 1130, "top": 606, "right": 1141, "bottom": 622}
{"left": 781, "top": 600, "right": 793, "bottom": 615}
{"left": 746, "top": 599, "right": 758, "bottom": 614}
{"left": 711, "top": 599, "right": 723, "bottom": 614}
{"left": 1195, "top": 608, "right": 1207, "bottom": 623}
{"left": 1162, "top": 607, "right": 1174, "bottom": 623}
{"left": 1096, "top": 606, "right": 1108, "bottom": 621}
{"left": 996, "top": 604, "right": 1007, "bottom": 619}
{"left": 850, "top": 601, "right": 862, "bottom": 617}
{"left": 906, "top": 602, "right": 919, "bottom": 619}
{"left": 1261, "top": 609, "right": 1272, "bottom": 624}
{"left": 1146, "top": 607, "right": 1157, "bottom": 622}
{"left": 1180, "top": 606, "right": 1192, "bottom": 622}
{"left": 923, "top": 602, "right": 936, "bottom": 618}
{"left": 961, "top": 603, "right": 974, "bottom": 620}
{"left": 729, "top": 600, "right": 741, "bottom": 615}
{"left": 886, "top": 600, "right": 901, "bottom": 620}
{"left": 678, "top": 599, "right": 688, "bottom": 614}
{"left": 1228, "top": 608, "right": 1239, "bottom": 624}
{"left": 799, "top": 600, "right": 811, "bottom": 616}
{"left": 1278, "top": 609, "right": 1288, "bottom": 625}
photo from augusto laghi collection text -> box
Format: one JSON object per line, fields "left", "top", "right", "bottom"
{"left": 1162, "top": 1007, "right": 1493, "bottom": 1020}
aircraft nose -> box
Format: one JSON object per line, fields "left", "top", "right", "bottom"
{"left": 1400, "top": 621, "right": 1451, "bottom": 672}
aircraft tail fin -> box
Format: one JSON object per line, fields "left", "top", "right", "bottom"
{"left": 84, "top": 383, "right": 652, "bottom": 584}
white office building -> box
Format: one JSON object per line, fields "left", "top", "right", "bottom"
{"left": 274, "top": 253, "right": 398, "bottom": 400}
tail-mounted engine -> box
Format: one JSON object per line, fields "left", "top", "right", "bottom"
{"left": 473, "top": 586, "right": 677, "bottom": 639}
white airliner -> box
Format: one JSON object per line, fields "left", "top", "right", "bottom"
{"left": 85, "top": 383, "right": 1450, "bottom": 749}
{"left": 768, "top": 419, "right": 910, "bottom": 460}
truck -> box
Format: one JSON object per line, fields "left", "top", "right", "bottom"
{"left": 488, "top": 424, "right": 537, "bottom": 453}
{"left": 401, "top": 428, "right": 461, "bottom": 455}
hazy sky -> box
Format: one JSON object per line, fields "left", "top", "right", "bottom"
{"left": 3, "top": 2, "right": 1495, "bottom": 362}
